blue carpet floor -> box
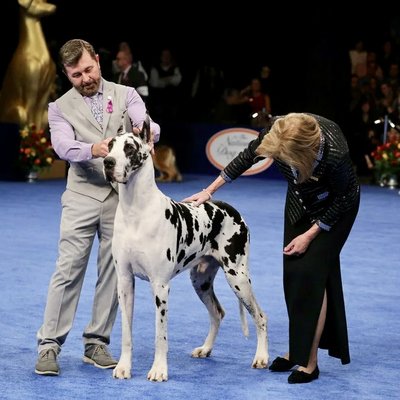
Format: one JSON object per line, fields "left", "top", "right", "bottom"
{"left": 0, "top": 174, "right": 399, "bottom": 400}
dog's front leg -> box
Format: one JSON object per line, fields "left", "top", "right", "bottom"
{"left": 147, "top": 282, "right": 169, "bottom": 382}
{"left": 113, "top": 273, "right": 135, "bottom": 379}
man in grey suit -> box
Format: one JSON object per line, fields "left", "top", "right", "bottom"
{"left": 35, "top": 39, "right": 160, "bottom": 376}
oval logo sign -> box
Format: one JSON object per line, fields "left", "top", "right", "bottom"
{"left": 206, "top": 128, "right": 271, "bottom": 175}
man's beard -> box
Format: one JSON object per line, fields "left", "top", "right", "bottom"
{"left": 76, "top": 76, "right": 101, "bottom": 97}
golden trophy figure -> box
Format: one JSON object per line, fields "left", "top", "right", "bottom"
{"left": 0, "top": 0, "right": 56, "bottom": 130}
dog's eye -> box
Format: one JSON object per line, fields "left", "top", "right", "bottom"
{"left": 124, "top": 143, "right": 136, "bottom": 156}
{"left": 108, "top": 140, "right": 115, "bottom": 151}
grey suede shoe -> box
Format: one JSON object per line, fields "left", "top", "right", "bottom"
{"left": 35, "top": 349, "right": 59, "bottom": 376}
{"left": 83, "top": 344, "right": 118, "bottom": 369}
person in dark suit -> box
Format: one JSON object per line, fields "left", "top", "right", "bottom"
{"left": 112, "top": 49, "right": 149, "bottom": 102}
{"left": 183, "top": 113, "right": 360, "bottom": 384}
{"left": 35, "top": 39, "right": 160, "bottom": 376}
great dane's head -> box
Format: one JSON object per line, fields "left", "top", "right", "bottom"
{"left": 103, "top": 112, "right": 152, "bottom": 183}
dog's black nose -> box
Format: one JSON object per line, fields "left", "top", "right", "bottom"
{"left": 104, "top": 157, "right": 116, "bottom": 169}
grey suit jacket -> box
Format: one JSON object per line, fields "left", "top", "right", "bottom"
{"left": 55, "top": 80, "right": 131, "bottom": 201}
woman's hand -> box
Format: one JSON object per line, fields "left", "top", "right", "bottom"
{"left": 181, "top": 190, "right": 211, "bottom": 207}
{"left": 283, "top": 223, "right": 321, "bottom": 256}
{"left": 283, "top": 233, "right": 312, "bottom": 256}
{"left": 182, "top": 176, "right": 226, "bottom": 207}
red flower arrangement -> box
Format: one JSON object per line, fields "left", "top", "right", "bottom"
{"left": 19, "top": 124, "right": 54, "bottom": 174}
{"left": 370, "top": 139, "right": 400, "bottom": 181}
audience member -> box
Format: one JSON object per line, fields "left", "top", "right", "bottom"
{"left": 348, "top": 97, "right": 380, "bottom": 178}
{"left": 213, "top": 88, "right": 250, "bottom": 125}
{"left": 240, "top": 77, "right": 272, "bottom": 127}
{"left": 112, "top": 49, "right": 149, "bottom": 101}
{"left": 148, "top": 48, "right": 183, "bottom": 123}
{"left": 112, "top": 41, "right": 148, "bottom": 79}
{"left": 259, "top": 65, "right": 274, "bottom": 96}
{"left": 377, "top": 40, "right": 398, "bottom": 76}
{"left": 349, "top": 39, "right": 367, "bottom": 75}
{"left": 190, "top": 61, "right": 225, "bottom": 121}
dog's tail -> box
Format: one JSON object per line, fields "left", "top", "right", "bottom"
{"left": 239, "top": 301, "right": 249, "bottom": 338}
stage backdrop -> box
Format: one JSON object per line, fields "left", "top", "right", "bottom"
{"left": 157, "top": 121, "right": 282, "bottom": 180}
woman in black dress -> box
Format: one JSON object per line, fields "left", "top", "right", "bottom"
{"left": 183, "top": 113, "right": 360, "bottom": 384}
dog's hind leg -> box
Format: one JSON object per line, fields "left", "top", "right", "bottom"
{"left": 190, "top": 256, "right": 225, "bottom": 358}
{"left": 147, "top": 281, "right": 170, "bottom": 382}
{"left": 222, "top": 253, "right": 269, "bottom": 369}
{"left": 113, "top": 273, "right": 135, "bottom": 379}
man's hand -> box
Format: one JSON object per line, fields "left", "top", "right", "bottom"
{"left": 92, "top": 137, "right": 113, "bottom": 158}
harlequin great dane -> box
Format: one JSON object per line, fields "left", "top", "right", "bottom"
{"left": 103, "top": 115, "right": 269, "bottom": 382}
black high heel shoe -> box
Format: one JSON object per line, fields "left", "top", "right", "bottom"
{"left": 288, "top": 365, "right": 319, "bottom": 384}
{"left": 268, "top": 357, "right": 296, "bottom": 372}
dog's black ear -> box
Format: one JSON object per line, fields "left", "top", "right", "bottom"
{"left": 140, "top": 110, "right": 151, "bottom": 143}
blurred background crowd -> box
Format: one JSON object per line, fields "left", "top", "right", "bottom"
{"left": 1, "top": 2, "right": 400, "bottom": 182}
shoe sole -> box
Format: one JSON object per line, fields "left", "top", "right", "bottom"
{"left": 82, "top": 356, "right": 117, "bottom": 369}
{"left": 288, "top": 367, "right": 319, "bottom": 384}
{"left": 35, "top": 369, "right": 59, "bottom": 376}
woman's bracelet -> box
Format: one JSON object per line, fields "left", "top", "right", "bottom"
{"left": 202, "top": 188, "right": 213, "bottom": 200}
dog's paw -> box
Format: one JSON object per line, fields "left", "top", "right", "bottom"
{"left": 191, "top": 346, "right": 212, "bottom": 358}
{"left": 251, "top": 355, "right": 269, "bottom": 369}
{"left": 113, "top": 363, "right": 132, "bottom": 379}
{"left": 147, "top": 365, "right": 168, "bottom": 382}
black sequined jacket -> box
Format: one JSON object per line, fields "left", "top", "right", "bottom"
{"left": 221, "top": 114, "right": 360, "bottom": 230}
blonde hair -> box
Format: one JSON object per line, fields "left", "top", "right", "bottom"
{"left": 256, "top": 113, "right": 321, "bottom": 183}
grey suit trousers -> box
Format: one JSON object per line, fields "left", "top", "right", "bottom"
{"left": 37, "top": 188, "right": 119, "bottom": 353}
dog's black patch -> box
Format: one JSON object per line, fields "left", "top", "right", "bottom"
{"left": 183, "top": 253, "right": 197, "bottom": 267}
{"left": 224, "top": 225, "right": 248, "bottom": 263}
{"left": 164, "top": 205, "right": 183, "bottom": 254}
{"left": 177, "top": 249, "right": 186, "bottom": 264}
{"left": 124, "top": 137, "right": 148, "bottom": 171}
{"left": 203, "top": 203, "right": 224, "bottom": 250}
{"left": 175, "top": 203, "right": 196, "bottom": 247}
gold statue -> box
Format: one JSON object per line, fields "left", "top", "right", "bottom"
{"left": 0, "top": 0, "right": 56, "bottom": 130}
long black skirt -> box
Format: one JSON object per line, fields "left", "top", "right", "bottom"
{"left": 283, "top": 198, "right": 360, "bottom": 367}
